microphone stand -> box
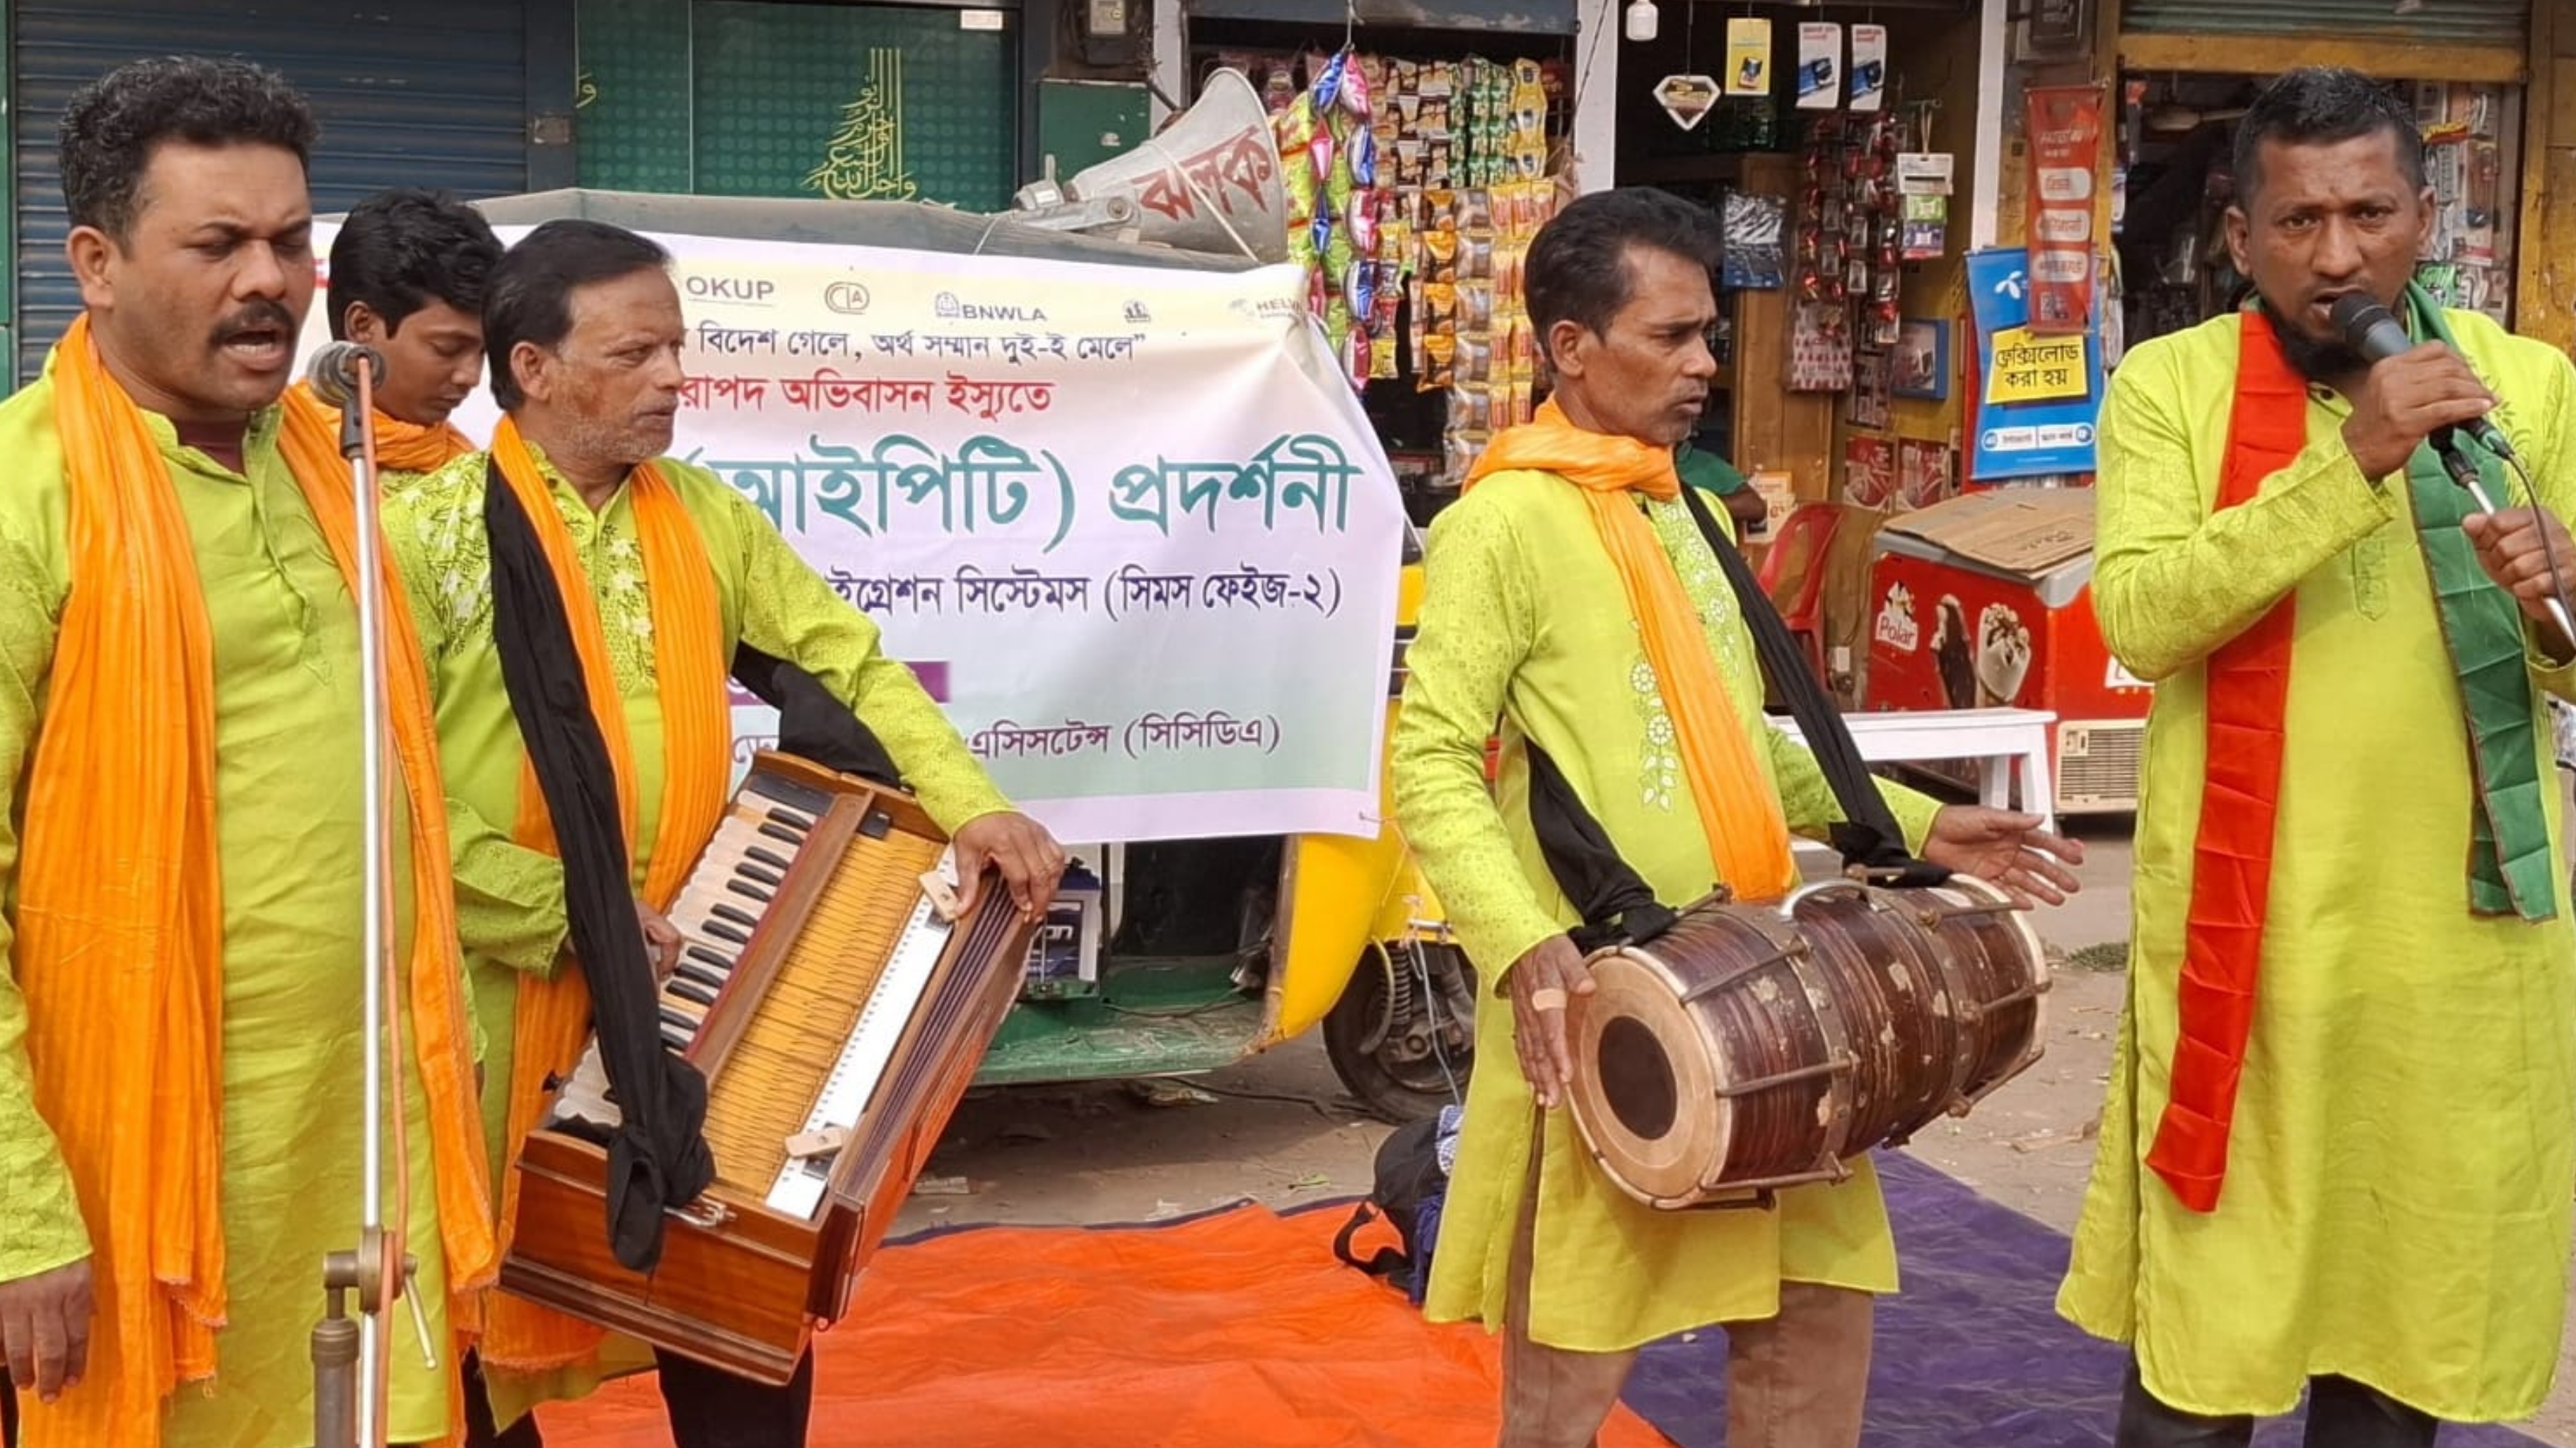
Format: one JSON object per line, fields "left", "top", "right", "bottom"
{"left": 308, "top": 360, "right": 434, "bottom": 1448}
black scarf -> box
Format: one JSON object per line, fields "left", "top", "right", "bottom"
{"left": 482, "top": 458, "right": 714, "bottom": 1273}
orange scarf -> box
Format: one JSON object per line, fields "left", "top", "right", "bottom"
{"left": 477, "top": 415, "right": 733, "bottom": 1371}
{"left": 286, "top": 378, "right": 478, "bottom": 474}
{"left": 13, "top": 320, "right": 495, "bottom": 1448}
{"left": 2142, "top": 313, "right": 2313, "bottom": 1213}
{"left": 1465, "top": 399, "right": 1797, "bottom": 902}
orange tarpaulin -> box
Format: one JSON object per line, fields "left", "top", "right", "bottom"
{"left": 541, "top": 1201, "right": 1680, "bottom": 1447}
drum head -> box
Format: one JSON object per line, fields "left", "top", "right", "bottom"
{"left": 1568, "top": 945, "right": 1730, "bottom": 1205}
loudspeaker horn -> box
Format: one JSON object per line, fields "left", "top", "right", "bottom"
{"left": 1012, "top": 68, "right": 1288, "bottom": 264}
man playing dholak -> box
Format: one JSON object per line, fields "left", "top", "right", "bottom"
{"left": 2058, "top": 66, "right": 2576, "bottom": 1448}
{"left": 383, "top": 219, "right": 1068, "bottom": 1447}
{"left": 1390, "top": 185, "right": 2084, "bottom": 1448}
{"left": 294, "top": 187, "right": 505, "bottom": 489}
{"left": 0, "top": 56, "right": 494, "bottom": 1448}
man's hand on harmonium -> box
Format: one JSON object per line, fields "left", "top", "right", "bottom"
{"left": 952, "top": 812, "right": 1070, "bottom": 921}
{"left": 634, "top": 897, "right": 682, "bottom": 982}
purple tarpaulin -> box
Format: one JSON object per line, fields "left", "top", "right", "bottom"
{"left": 1619, "top": 1151, "right": 2553, "bottom": 1447}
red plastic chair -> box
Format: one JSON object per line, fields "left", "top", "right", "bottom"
{"left": 1755, "top": 503, "right": 1844, "bottom": 687}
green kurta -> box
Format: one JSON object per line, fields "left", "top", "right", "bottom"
{"left": 384, "top": 442, "right": 1012, "bottom": 1420}
{"left": 2058, "top": 309, "right": 2576, "bottom": 1421}
{"left": 0, "top": 375, "right": 454, "bottom": 1445}
{"left": 1392, "top": 467, "right": 1942, "bottom": 1353}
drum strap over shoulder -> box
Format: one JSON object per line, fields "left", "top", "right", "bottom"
{"left": 1676, "top": 486, "right": 1947, "bottom": 889}
{"left": 1525, "top": 491, "right": 1952, "bottom": 954}
{"left": 1527, "top": 742, "right": 1682, "bottom": 953}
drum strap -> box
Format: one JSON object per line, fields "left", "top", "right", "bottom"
{"left": 1676, "top": 486, "right": 1950, "bottom": 887}
{"left": 1526, "top": 491, "right": 1952, "bottom": 953}
{"left": 1527, "top": 742, "right": 1681, "bottom": 952}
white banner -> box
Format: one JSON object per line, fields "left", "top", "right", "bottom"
{"left": 309, "top": 221, "right": 1404, "bottom": 843}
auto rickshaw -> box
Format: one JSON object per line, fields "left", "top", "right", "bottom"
{"left": 968, "top": 525, "right": 1480, "bottom": 1121}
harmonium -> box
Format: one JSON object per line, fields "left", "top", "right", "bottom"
{"left": 500, "top": 751, "right": 1040, "bottom": 1383}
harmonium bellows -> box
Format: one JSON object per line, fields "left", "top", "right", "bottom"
{"left": 499, "top": 750, "right": 1038, "bottom": 1385}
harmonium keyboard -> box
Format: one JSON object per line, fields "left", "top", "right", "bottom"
{"left": 499, "top": 750, "right": 1039, "bottom": 1384}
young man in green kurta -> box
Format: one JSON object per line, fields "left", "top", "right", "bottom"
{"left": 1392, "top": 187, "right": 2082, "bottom": 1448}
{"left": 2058, "top": 68, "right": 2576, "bottom": 1446}
{"left": 384, "top": 221, "right": 1066, "bottom": 1447}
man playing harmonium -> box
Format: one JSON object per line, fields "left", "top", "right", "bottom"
{"left": 383, "top": 217, "right": 1066, "bottom": 1447}
{"left": 1389, "top": 185, "right": 2082, "bottom": 1448}
{"left": 293, "top": 185, "right": 505, "bottom": 490}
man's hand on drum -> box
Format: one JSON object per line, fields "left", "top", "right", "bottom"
{"left": 1506, "top": 935, "right": 1594, "bottom": 1108}
{"left": 1923, "top": 806, "right": 2086, "bottom": 908}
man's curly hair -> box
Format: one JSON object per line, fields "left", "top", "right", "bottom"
{"left": 57, "top": 56, "right": 317, "bottom": 245}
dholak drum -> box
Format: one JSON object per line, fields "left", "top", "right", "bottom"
{"left": 1564, "top": 876, "right": 2048, "bottom": 1210}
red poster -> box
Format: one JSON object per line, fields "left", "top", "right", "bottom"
{"left": 2024, "top": 83, "right": 2104, "bottom": 336}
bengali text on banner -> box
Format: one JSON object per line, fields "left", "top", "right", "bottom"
{"left": 311, "top": 223, "right": 1408, "bottom": 845}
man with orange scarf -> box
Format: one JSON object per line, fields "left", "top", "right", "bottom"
{"left": 295, "top": 187, "right": 503, "bottom": 489}
{"left": 0, "top": 56, "right": 492, "bottom": 1448}
{"left": 383, "top": 219, "right": 1066, "bottom": 1447}
{"left": 1391, "top": 186, "right": 2082, "bottom": 1448}
{"left": 2058, "top": 69, "right": 2576, "bottom": 1447}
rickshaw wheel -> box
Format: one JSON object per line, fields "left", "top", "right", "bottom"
{"left": 1323, "top": 940, "right": 1476, "bottom": 1123}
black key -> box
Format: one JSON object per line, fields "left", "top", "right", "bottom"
{"left": 767, "top": 807, "right": 817, "bottom": 832}
{"left": 726, "top": 879, "right": 776, "bottom": 906}
{"left": 759, "top": 822, "right": 803, "bottom": 846}
{"left": 743, "top": 769, "right": 834, "bottom": 817}
{"left": 738, "top": 860, "right": 786, "bottom": 888}
{"left": 659, "top": 1006, "right": 700, "bottom": 1037}
{"left": 677, "top": 959, "right": 728, "bottom": 988}
{"left": 706, "top": 918, "right": 752, "bottom": 946}
{"left": 685, "top": 945, "right": 736, "bottom": 974}
{"left": 747, "top": 845, "right": 793, "bottom": 872}
{"left": 670, "top": 977, "right": 718, "bottom": 1006}
{"left": 712, "top": 902, "right": 760, "bottom": 930}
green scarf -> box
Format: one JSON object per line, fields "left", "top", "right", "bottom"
{"left": 2391, "top": 282, "right": 2556, "bottom": 920}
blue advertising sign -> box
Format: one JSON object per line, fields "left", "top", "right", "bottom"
{"left": 1966, "top": 247, "right": 2104, "bottom": 480}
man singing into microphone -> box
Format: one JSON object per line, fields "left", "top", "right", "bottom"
{"left": 2058, "top": 66, "right": 2576, "bottom": 1446}
{"left": 293, "top": 187, "right": 503, "bottom": 488}
{"left": 0, "top": 56, "right": 492, "bottom": 1448}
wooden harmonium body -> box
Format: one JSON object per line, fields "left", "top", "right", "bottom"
{"left": 500, "top": 750, "right": 1038, "bottom": 1384}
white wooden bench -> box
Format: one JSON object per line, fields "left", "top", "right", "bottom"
{"left": 1768, "top": 706, "right": 2060, "bottom": 841}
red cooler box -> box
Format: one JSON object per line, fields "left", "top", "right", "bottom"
{"left": 1860, "top": 488, "right": 2152, "bottom": 814}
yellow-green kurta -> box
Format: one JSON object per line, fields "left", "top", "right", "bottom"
{"left": 2058, "top": 308, "right": 2576, "bottom": 1421}
{"left": 385, "top": 443, "right": 1011, "bottom": 1422}
{"left": 1392, "top": 467, "right": 1942, "bottom": 1351}
{"left": 0, "top": 375, "right": 455, "bottom": 1445}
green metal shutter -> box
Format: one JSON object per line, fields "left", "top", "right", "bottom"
{"left": 13, "top": 0, "right": 544, "bottom": 381}
{"left": 2119, "top": 0, "right": 2529, "bottom": 47}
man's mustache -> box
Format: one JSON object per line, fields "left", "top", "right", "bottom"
{"left": 209, "top": 301, "right": 296, "bottom": 346}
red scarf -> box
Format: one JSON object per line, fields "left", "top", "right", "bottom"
{"left": 2144, "top": 311, "right": 2306, "bottom": 1213}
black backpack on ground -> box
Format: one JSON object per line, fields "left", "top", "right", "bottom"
{"left": 1332, "top": 1114, "right": 1450, "bottom": 1303}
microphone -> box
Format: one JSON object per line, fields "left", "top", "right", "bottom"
{"left": 2329, "top": 293, "right": 2520, "bottom": 464}
{"left": 303, "top": 341, "right": 387, "bottom": 409}
{"left": 2333, "top": 292, "right": 2576, "bottom": 646}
